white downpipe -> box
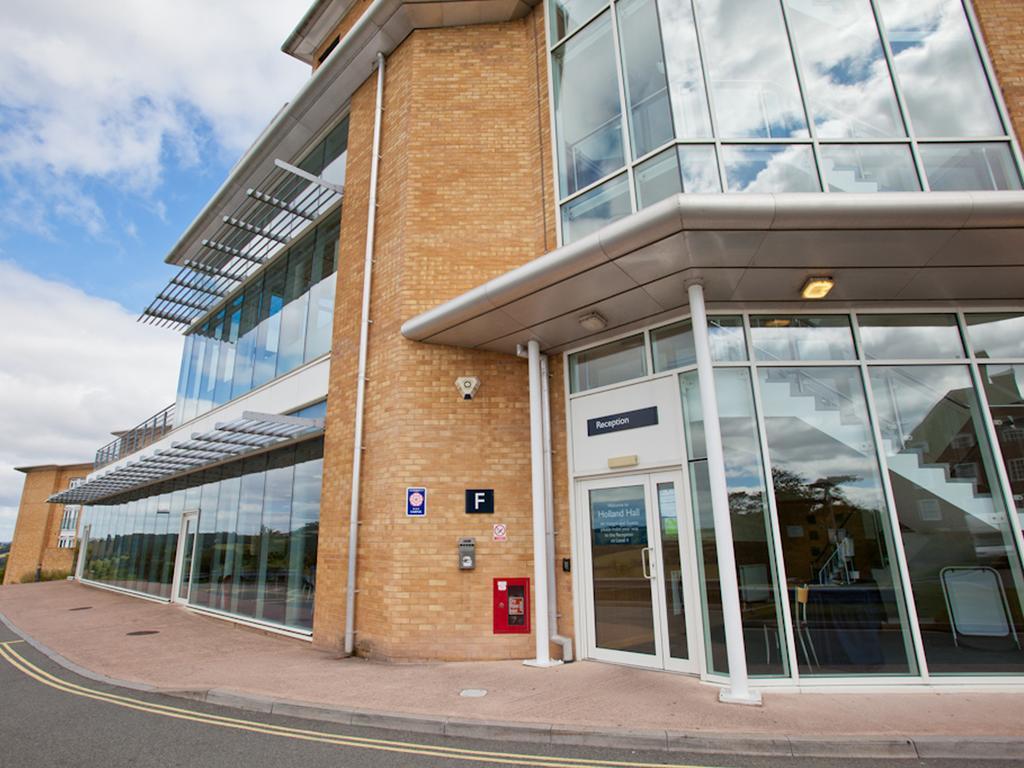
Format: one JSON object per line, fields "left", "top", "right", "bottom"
{"left": 540, "top": 355, "right": 573, "bottom": 662}
{"left": 524, "top": 340, "right": 560, "bottom": 667}
{"left": 687, "top": 281, "right": 761, "bottom": 705}
{"left": 344, "top": 51, "right": 386, "bottom": 656}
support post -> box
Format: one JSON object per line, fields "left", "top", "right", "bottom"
{"left": 524, "top": 340, "right": 560, "bottom": 667}
{"left": 687, "top": 281, "right": 761, "bottom": 705}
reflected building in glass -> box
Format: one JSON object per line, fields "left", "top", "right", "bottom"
{"left": 10, "top": 0, "right": 1023, "bottom": 697}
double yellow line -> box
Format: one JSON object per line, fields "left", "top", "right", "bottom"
{"left": 0, "top": 641, "right": 710, "bottom": 768}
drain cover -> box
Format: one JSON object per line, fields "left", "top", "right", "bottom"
{"left": 68, "top": 606, "right": 93, "bottom": 612}
{"left": 125, "top": 630, "right": 159, "bottom": 636}
{"left": 459, "top": 689, "right": 488, "bottom": 698}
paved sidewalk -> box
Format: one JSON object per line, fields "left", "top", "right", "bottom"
{"left": 1, "top": 581, "right": 1022, "bottom": 759}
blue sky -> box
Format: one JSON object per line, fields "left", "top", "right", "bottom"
{"left": 0, "top": 0, "right": 312, "bottom": 541}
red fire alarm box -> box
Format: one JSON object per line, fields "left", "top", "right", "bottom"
{"left": 493, "top": 577, "right": 530, "bottom": 634}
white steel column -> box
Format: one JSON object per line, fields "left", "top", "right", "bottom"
{"left": 525, "top": 340, "right": 560, "bottom": 667}
{"left": 687, "top": 281, "right": 761, "bottom": 705}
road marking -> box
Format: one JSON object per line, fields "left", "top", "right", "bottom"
{"left": 0, "top": 644, "right": 721, "bottom": 768}
{"left": 1, "top": 639, "right": 25, "bottom": 645}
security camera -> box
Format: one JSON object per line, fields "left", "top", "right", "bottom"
{"left": 455, "top": 376, "right": 480, "bottom": 400}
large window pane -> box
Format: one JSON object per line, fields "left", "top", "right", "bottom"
{"left": 277, "top": 234, "right": 314, "bottom": 377}
{"left": 553, "top": 13, "right": 626, "bottom": 196}
{"left": 215, "top": 296, "right": 242, "bottom": 407}
{"left": 651, "top": 315, "right": 745, "bottom": 372}
{"left": 966, "top": 313, "right": 1024, "bottom": 359}
{"left": 261, "top": 447, "right": 296, "bottom": 625}
{"left": 618, "top": 0, "right": 674, "bottom": 158}
{"left": 232, "top": 455, "right": 267, "bottom": 619}
{"left": 751, "top": 315, "right": 855, "bottom": 361}
{"left": 635, "top": 145, "right": 720, "bottom": 208}
{"left": 858, "top": 314, "right": 964, "bottom": 359}
{"left": 231, "top": 278, "right": 262, "bottom": 399}
{"left": 820, "top": 145, "right": 921, "bottom": 192}
{"left": 721, "top": 145, "right": 820, "bottom": 193}
{"left": 759, "top": 366, "right": 917, "bottom": 675}
{"left": 657, "top": 0, "right": 712, "bottom": 139}
{"left": 878, "top": 0, "right": 1004, "bottom": 137}
{"left": 174, "top": 335, "right": 193, "bottom": 426}
{"left": 682, "top": 368, "right": 789, "bottom": 676}
{"left": 561, "top": 174, "right": 632, "bottom": 243}
{"left": 569, "top": 334, "right": 646, "bottom": 393}
{"left": 190, "top": 472, "right": 222, "bottom": 609}
{"left": 980, "top": 364, "right": 1024, "bottom": 527}
{"left": 920, "top": 143, "right": 1022, "bottom": 191}
{"left": 252, "top": 259, "right": 287, "bottom": 389}
{"left": 786, "top": 0, "right": 904, "bottom": 139}
{"left": 304, "top": 215, "right": 340, "bottom": 362}
{"left": 286, "top": 441, "right": 323, "bottom": 629}
{"left": 549, "top": 0, "right": 607, "bottom": 41}
{"left": 871, "top": 365, "right": 1024, "bottom": 673}
{"left": 694, "top": 0, "right": 808, "bottom": 138}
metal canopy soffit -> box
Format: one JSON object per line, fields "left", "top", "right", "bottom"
{"left": 400, "top": 191, "right": 1024, "bottom": 355}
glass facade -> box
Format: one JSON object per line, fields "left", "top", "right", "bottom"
{"left": 570, "top": 311, "right": 1024, "bottom": 678}
{"left": 548, "top": 0, "right": 1022, "bottom": 242}
{"left": 80, "top": 438, "right": 324, "bottom": 632}
{"left": 175, "top": 214, "right": 340, "bottom": 424}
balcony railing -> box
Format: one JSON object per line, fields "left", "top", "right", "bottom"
{"left": 94, "top": 403, "right": 176, "bottom": 470}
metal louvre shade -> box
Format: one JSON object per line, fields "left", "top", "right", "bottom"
{"left": 47, "top": 412, "right": 324, "bottom": 505}
{"left": 140, "top": 161, "right": 342, "bottom": 331}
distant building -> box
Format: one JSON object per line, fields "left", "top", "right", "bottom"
{"left": 4, "top": 464, "right": 91, "bottom": 584}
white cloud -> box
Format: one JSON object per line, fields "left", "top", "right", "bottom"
{"left": 0, "top": 0, "right": 310, "bottom": 237}
{"left": 0, "top": 260, "right": 182, "bottom": 540}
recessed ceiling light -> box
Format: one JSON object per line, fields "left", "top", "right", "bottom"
{"left": 801, "top": 276, "right": 835, "bottom": 300}
{"left": 578, "top": 311, "right": 607, "bottom": 332}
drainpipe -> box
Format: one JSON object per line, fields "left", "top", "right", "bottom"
{"left": 344, "top": 51, "right": 386, "bottom": 657}
{"left": 541, "top": 354, "right": 573, "bottom": 662}
{"left": 522, "top": 340, "right": 561, "bottom": 667}
{"left": 687, "top": 280, "right": 760, "bottom": 705}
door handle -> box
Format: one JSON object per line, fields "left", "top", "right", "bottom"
{"left": 641, "top": 547, "right": 654, "bottom": 580}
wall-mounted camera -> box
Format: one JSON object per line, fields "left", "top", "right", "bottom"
{"left": 455, "top": 376, "right": 480, "bottom": 400}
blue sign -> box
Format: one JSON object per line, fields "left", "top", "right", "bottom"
{"left": 406, "top": 487, "right": 427, "bottom": 517}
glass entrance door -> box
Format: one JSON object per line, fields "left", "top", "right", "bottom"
{"left": 580, "top": 472, "right": 699, "bottom": 672}
{"left": 172, "top": 511, "right": 198, "bottom": 604}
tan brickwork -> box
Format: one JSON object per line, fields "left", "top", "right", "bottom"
{"left": 973, "top": 0, "right": 1024, "bottom": 144}
{"left": 314, "top": 7, "right": 568, "bottom": 660}
{"left": 4, "top": 464, "right": 91, "bottom": 585}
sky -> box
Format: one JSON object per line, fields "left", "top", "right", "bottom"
{"left": 0, "top": 0, "right": 312, "bottom": 541}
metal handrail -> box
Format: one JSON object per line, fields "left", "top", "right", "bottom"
{"left": 94, "top": 403, "right": 176, "bottom": 469}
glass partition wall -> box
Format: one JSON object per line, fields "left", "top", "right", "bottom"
{"left": 548, "top": 0, "right": 1023, "bottom": 242}
{"left": 80, "top": 438, "right": 324, "bottom": 633}
{"left": 568, "top": 311, "right": 1024, "bottom": 680}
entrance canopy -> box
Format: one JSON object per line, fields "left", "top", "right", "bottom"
{"left": 401, "top": 191, "right": 1024, "bottom": 354}
{"left": 47, "top": 413, "right": 324, "bottom": 506}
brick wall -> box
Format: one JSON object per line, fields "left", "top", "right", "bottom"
{"left": 973, "top": 0, "right": 1024, "bottom": 142}
{"left": 4, "top": 464, "right": 90, "bottom": 585}
{"left": 314, "top": 6, "right": 570, "bottom": 660}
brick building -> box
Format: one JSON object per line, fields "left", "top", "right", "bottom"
{"left": 38, "top": 0, "right": 1024, "bottom": 699}
{"left": 4, "top": 464, "right": 91, "bottom": 585}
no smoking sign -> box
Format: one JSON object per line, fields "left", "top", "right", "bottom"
{"left": 492, "top": 523, "right": 507, "bottom": 542}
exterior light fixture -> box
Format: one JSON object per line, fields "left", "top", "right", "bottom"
{"left": 801, "top": 276, "right": 835, "bottom": 300}
{"left": 578, "top": 311, "right": 607, "bottom": 332}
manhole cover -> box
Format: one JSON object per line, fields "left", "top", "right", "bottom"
{"left": 68, "top": 606, "right": 93, "bottom": 612}
{"left": 125, "top": 630, "right": 159, "bottom": 636}
{"left": 459, "top": 689, "right": 488, "bottom": 698}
